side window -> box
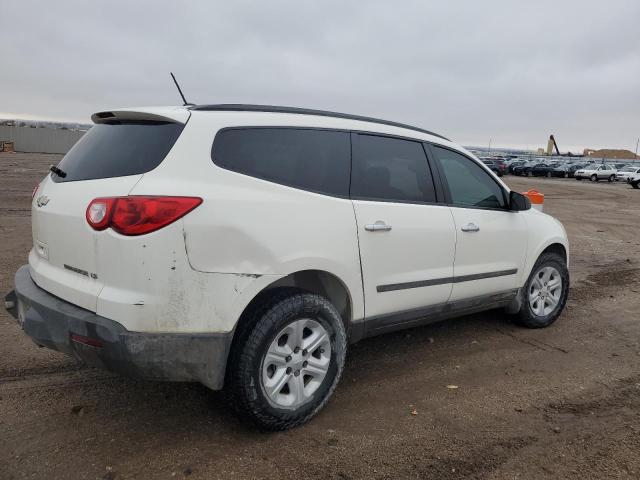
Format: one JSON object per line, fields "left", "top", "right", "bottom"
{"left": 212, "top": 128, "right": 350, "bottom": 197}
{"left": 351, "top": 134, "right": 436, "bottom": 203}
{"left": 432, "top": 146, "right": 506, "bottom": 209}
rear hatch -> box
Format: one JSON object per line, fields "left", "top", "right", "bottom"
{"left": 30, "top": 110, "right": 187, "bottom": 311}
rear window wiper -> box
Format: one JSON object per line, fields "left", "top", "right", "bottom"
{"left": 50, "top": 165, "right": 67, "bottom": 178}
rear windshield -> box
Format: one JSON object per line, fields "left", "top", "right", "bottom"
{"left": 52, "top": 121, "right": 184, "bottom": 182}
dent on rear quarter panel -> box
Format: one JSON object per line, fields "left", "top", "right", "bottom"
{"left": 95, "top": 220, "right": 283, "bottom": 333}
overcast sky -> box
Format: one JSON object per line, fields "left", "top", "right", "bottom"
{"left": 1, "top": 1, "right": 638, "bottom": 151}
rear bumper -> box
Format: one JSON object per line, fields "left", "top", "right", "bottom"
{"left": 5, "top": 265, "right": 232, "bottom": 390}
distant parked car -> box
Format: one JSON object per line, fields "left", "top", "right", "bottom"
{"left": 507, "top": 160, "right": 526, "bottom": 174}
{"left": 493, "top": 159, "right": 508, "bottom": 176}
{"left": 551, "top": 164, "right": 584, "bottom": 178}
{"left": 616, "top": 165, "right": 640, "bottom": 182}
{"left": 514, "top": 162, "right": 546, "bottom": 177}
{"left": 629, "top": 172, "right": 640, "bottom": 189}
{"left": 531, "top": 163, "right": 556, "bottom": 177}
{"left": 481, "top": 159, "right": 503, "bottom": 177}
{"left": 574, "top": 164, "right": 617, "bottom": 182}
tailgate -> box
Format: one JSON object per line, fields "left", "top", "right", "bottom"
{"left": 28, "top": 115, "right": 186, "bottom": 312}
{"left": 30, "top": 174, "right": 142, "bottom": 311}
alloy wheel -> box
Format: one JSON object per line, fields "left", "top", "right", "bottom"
{"left": 261, "top": 318, "right": 331, "bottom": 408}
{"left": 528, "top": 266, "right": 563, "bottom": 317}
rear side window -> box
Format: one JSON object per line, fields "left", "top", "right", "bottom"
{"left": 351, "top": 134, "right": 436, "bottom": 203}
{"left": 433, "top": 146, "right": 506, "bottom": 209}
{"left": 53, "top": 121, "right": 184, "bottom": 183}
{"left": 212, "top": 128, "right": 350, "bottom": 197}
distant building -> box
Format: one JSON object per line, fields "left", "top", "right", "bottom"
{"left": 584, "top": 148, "right": 638, "bottom": 160}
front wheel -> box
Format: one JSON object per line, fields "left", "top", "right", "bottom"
{"left": 226, "top": 290, "right": 347, "bottom": 430}
{"left": 513, "top": 252, "right": 569, "bottom": 328}
{"left": 564, "top": 172, "right": 568, "bottom": 178}
{"left": 608, "top": 175, "right": 615, "bottom": 182}
{"left": 632, "top": 182, "right": 639, "bottom": 189}
{"left": 590, "top": 174, "right": 598, "bottom": 182}
{"left": 547, "top": 172, "right": 552, "bottom": 178}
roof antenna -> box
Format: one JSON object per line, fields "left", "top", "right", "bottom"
{"left": 170, "top": 72, "right": 194, "bottom": 106}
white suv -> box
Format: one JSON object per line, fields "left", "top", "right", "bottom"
{"left": 574, "top": 164, "right": 617, "bottom": 182}
{"left": 6, "top": 105, "right": 570, "bottom": 430}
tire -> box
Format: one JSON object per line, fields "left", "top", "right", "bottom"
{"left": 608, "top": 175, "right": 615, "bottom": 182}
{"left": 546, "top": 172, "right": 552, "bottom": 178}
{"left": 513, "top": 252, "right": 569, "bottom": 328}
{"left": 527, "top": 171, "right": 533, "bottom": 177}
{"left": 576, "top": 177, "right": 582, "bottom": 181}
{"left": 564, "top": 172, "right": 568, "bottom": 178}
{"left": 632, "top": 182, "right": 639, "bottom": 189}
{"left": 226, "top": 289, "right": 347, "bottom": 430}
{"left": 590, "top": 174, "right": 598, "bottom": 182}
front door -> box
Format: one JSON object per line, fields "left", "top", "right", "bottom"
{"left": 430, "top": 145, "right": 528, "bottom": 302}
{"left": 351, "top": 134, "right": 456, "bottom": 332}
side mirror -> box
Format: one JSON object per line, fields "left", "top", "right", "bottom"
{"left": 509, "top": 191, "right": 531, "bottom": 211}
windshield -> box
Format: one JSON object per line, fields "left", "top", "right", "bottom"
{"left": 52, "top": 121, "right": 184, "bottom": 183}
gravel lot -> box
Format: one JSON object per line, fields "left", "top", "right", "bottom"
{"left": 1, "top": 152, "right": 640, "bottom": 480}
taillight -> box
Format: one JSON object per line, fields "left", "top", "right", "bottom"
{"left": 86, "top": 198, "right": 115, "bottom": 231}
{"left": 32, "top": 184, "right": 39, "bottom": 199}
{"left": 86, "top": 196, "right": 202, "bottom": 235}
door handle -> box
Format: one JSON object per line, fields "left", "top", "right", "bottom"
{"left": 365, "top": 221, "right": 392, "bottom": 232}
{"left": 461, "top": 222, "right": 480, "bottom": 232}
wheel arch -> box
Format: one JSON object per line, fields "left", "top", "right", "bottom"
{"left": 540, "top": 242, "right": 567, "bottom": 262}
{"left": 507, "top": 241, "right": 569, "bottom": 315}
{"left": 229, "top": 269, "right": 356, "bottom": 353}
{"left": 524, "top": 239, "right": 569, "bottom": 284}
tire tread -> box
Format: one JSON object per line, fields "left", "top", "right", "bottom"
{"left": 226, "top": 289, "right": 346, "bottom": 430}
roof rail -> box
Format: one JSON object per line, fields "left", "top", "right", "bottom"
{"left": 189, "top": 104, "right": 449, "bottom": 141}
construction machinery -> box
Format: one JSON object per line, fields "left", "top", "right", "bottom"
{"left": 546, "top": 135, "right": 561, "bottom": 156}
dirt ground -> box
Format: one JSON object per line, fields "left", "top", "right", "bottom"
{"left": 1, "top": 152, "right": 640, "bottom": 480}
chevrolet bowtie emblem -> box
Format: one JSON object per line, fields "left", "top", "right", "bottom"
{"left": 36, "top": 195, "right": 50, "bottom": 207}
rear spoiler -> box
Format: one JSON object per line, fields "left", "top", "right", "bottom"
{"left": 91, "top": 107, "right": 190, "bottom": 125}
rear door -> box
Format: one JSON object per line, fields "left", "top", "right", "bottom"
{"left": 429, "top": 145, "right": 527, "bottom": 302}
{"left": 30, "top": 119, "right": 185, "bottom": 311}
{"left": 351, "top": 133, "right": 456, "bottom": 333}
{"left": 597, "top": 165, "right": 610, "bottom": 179}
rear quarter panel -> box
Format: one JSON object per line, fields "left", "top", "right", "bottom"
{"left": 128, "top": 112, "right": 365, "bottom": 323}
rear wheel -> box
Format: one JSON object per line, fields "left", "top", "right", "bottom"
{"left": 564, "top": 172, "right": 568, "bottom": 178}
{"left": 527, "top": 170, "right": 533, "bottom": 177}
{"left": 632, "top": 182, "right": 639, "bottom": 189}
{"left": 226, "top": 290, "right": 347, "bottom": 430}
{"left": 513, "top": 252, "right": 569, "bottom": 328}
{"left": 608, "top": 174, "right": 615, "bottom": 182}
{"left": 546, "top": 171, "right": 552, "bottom": 178}
{"left": 590, "top": 174, "right": 598, "bottom": 182}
